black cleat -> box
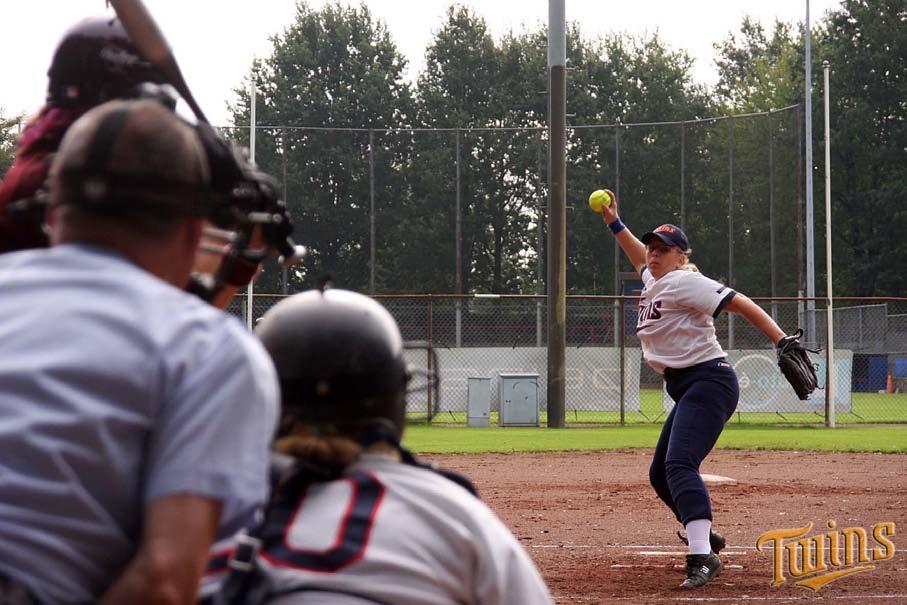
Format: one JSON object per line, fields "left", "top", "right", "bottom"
{"left": 677, "top": 529, "right": 726, "bottom": 555}
{"left": 681, "top": 552, "right": 721, "bottom": 588}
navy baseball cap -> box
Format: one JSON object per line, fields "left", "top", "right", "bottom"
{"left": 641, "top": 224, "right": 690, "bottom": 251}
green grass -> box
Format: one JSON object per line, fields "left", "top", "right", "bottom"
{"left": 402, "top": 389, "right": 907, "bottom": 454}
{"left": 401, "top": 423, "right": 907, "bottom": 454}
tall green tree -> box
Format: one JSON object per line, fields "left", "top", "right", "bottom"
{"left": 567, "top": 34, "right": 715, "bottom": 293}
{"left": 229, "top": 0, "right": 907, "bottom": 299}
{"left": 230, "top": 1, "right": 413, "bottom": 293}
{"left": 410, "top": 18, "right": 716, "bottom": 296}
{"left": 412, "top": 6, "right": 536, "bottom": 294}
{"left": 714, "top": 17, "right": 803, "bottom": 112}
{"left": 711, "top": 17, "right": 812, "bottom": 296}
{"left": 714, "top": 2, "right": 907, "bottom": 296}
{"left": 819, "top": 0, "right": 907, "bottom": 296}
{"left": 0, "top": 113, "right": 18, "bottom": 176}
{"left": 388, "top": 5, "right": 500, "bottom": 294}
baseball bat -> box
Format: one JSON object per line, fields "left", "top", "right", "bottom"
{"left": 108, "top": 0, "right": 209, "bottom": 124}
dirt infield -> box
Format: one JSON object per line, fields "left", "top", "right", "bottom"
{"left": 425, "top": 450, "right": 906, "bottom": 604}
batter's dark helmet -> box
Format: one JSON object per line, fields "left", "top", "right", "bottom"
{"left": 256, "top": 289, "right": 432, "bottom": 438}
{"left": 47, "top": 16, "right": 167, "bottom": 108}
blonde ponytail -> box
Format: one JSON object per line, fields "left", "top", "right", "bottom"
{"left": 680, "top": 250, "right": 698, "bottom": 272}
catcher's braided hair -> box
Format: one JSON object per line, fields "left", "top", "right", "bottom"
{"left": 273, "top": 432, "right": 364, "bottom": 472}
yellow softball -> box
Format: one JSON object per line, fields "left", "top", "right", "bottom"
{"left": 588, "top": 189, "right": 613, "bottom": 213}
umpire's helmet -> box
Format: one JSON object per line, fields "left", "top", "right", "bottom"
{"left": 47, "top": 16, "right": 167, "bottom": 108}
{"left": 255, "top": 289, "right": 412, "bottom": 439}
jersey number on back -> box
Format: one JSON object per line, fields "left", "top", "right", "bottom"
{"left": 260, "top": 472, "right": 384, "bottom": 572}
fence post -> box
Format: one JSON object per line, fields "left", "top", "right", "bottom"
{"left": 427, "top": 296, "right": 434, "bottom": 418}
{"left": 536, "top": 297, "right": 543, "bottom": 347}
{"left": 537, "top": 129, "right": 544, "bottom": 348}
{"left": 455, "top": 130, "right": 463, "bottom": 347}
{"left": 727, "top": 117, "right": 735, "bottom": 350}
{"left": 768, "top": 111, "right": 778, "bottom": 322}
{"left": 619, "top": 296, "right": 626, "bottom": 426}
{"left": 613, "top": 127, "right": 621, "bottom": 347}
{"left": 246, "top": 81, "right": 256, "bottom": 330}
{"left": 680, "top": 121, "right": 686, "bottom": 231}
{"left": 825, "top": 298, "right": 836, "bottom": 428}
{"left": 456, "top": 299, "right": 463, "bottom": 348}
{"left": 282, "top": 131, "right": 289, "bottom": 295}
{"left": 455, "top": 129, "right": 462, "bottom": 294}
{"left": 369, "top": 129, "right": 376, "bottom": 294}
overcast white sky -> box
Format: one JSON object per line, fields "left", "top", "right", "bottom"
{"left": 1, "top": 0, "right": 840, "bottom": 126}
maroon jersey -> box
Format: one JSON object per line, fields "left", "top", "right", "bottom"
{"left": 0, "top": 107, "right": 82, "bottom": 253}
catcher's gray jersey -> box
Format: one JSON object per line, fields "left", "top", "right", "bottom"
{"left": 203, "top": 454, "right": 553, "bottom": 605}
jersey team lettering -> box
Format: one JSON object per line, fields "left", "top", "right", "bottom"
{"left": 638, "top": 300, "right": 663, "bottom": 322}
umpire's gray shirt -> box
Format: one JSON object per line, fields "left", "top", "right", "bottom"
{"left": 0, "top": 244, "right": 279, "bottom": 604}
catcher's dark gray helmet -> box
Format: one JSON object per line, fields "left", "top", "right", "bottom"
{"left": 255, "top": 289, "right": 436, "bottom": 438}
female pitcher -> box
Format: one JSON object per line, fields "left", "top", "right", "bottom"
{"left": 599, "top": 190, "right": 790, "bottom": 589}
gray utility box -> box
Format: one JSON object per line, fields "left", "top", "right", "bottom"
{"left": 498, "top": 373, "right": 540, "bottom": 427}
{"left": 466, "top": 377, "right": 491, "bottom": 427}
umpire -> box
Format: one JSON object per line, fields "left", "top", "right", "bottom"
{"left": 0, "top": 100, "right": 279, "bottom": 605}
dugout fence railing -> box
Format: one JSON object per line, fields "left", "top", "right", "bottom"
{"left": 227, "top": 294, "right": 907, "bottom": 426}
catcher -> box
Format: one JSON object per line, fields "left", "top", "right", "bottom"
{"left": 598, "top": 191, "right": 817, "bottom": 589}
{"left": 200, "top": 288, "right": 554, "bottom": 605}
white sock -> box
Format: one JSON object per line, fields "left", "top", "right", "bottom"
{"left": 686, "top": 519, "right": 712, "bottom": 555}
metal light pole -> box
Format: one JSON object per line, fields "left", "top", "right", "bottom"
{"left": 804, "top": 0, "right": 817, "bottom": 344}
{"left": 546, "top": 0, "right": 566, "bottom": 428}
{"left": 823, "top": 60, "right": 835, "bottom": 428}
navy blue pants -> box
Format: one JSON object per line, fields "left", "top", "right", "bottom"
{"left": 649, "top": 358, "right": 739, "bottom": 525}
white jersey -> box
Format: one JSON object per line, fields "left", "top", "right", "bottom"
{"left": 636, "top": 267, "right": 736, "bottom": 374}
{"left": 202, "top": 454, "right": 553, "bottom": 605}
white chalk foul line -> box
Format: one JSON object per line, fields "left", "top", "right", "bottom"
{"left": 546, "top": 544, "right": 906, "bottom": 603}
{"left": 639, "top": 550, "right": 752, "bottom": 557}
{"left": 555, "top": 595, "right": 907, "bottom": 603}
{"left": 529, "top": 544, "right": 759, "bottom": 551}
{"left": 529, "top": 544, "right": 904, "bottom": 553}
{"left": 608, "top": 563, "right": 746, "bottom": 569}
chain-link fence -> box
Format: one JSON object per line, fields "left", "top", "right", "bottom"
{"left": 217, "top": 105, "right": 907, "bottom": 426}
{"left": 227, "top": 294, "right": 907, "bottom": 426}
{"left": 222, "top": 105, "right": 804, "bottom": 299}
